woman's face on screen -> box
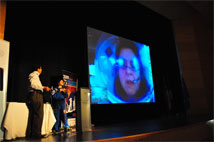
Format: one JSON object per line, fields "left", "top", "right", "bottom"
{"left": 118, "top": 48, "right": 141, "bottom": 96}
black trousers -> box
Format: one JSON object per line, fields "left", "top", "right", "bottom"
{"left": 26, "top": 91, "right": 44, "bottom": 137}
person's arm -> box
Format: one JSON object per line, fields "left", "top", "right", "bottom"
{"left": 52, "top": 90, "right": 66, "bottom": 100}
{"left": 43, "top": 86, "right": 50, "bottom": 91}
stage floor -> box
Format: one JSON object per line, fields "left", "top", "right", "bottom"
{"left": 2, "top": 114, "right": 213, "bottom": 142}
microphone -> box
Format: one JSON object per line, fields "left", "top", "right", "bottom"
{"left": 132, "top": 78, "right": 140, "bottom": 84}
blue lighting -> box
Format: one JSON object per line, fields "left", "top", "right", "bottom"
{"left": 87, "top": 27, "right": 155, "bottom": 104}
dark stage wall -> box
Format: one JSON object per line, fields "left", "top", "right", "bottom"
{"left": 4, "top": 1, "right": 187, "bottom": 124}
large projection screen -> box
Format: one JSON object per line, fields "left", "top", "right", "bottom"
{"left": 87, "top": 27, "right": 155, "bottom": 104}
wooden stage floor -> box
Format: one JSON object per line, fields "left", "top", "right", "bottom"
{"left": 2, "top": 114, "right": 213, "bottom": 142}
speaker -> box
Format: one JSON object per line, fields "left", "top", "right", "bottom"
{"left": 0, "top": 68, "right": 3, "bottom": 91}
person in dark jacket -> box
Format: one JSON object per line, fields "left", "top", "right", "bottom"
{"left": 52, "top": 79, "right": 68, "bottom": 133}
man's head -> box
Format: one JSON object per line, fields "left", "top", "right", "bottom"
{"left": 33, "top": 64, "right": 42, "bottom": 74}
{"left": 37, "top": 66, "right": 42, "bottom": 74}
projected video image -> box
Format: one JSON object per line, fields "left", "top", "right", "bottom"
{"left": 87, "top": 27, "right": 155, "bottom": 104}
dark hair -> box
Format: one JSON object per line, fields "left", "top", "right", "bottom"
{"left": 56, "top": 75, "right": 63, "bottom": 83}
{"left": 32, "top": 64, "right": 41, "bottom": 71}
{"left": 116, "top": 37, "right": 138, "bottom": 57}
{"left": 114, "top": 37, "right": 148, "bottom": 101}
{"left": 50, "top": 75, "right": 63, "bottom": 88}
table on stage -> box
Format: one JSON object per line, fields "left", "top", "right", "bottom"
{"left": 2, "top": 102, "right": 56, "bottom": 140}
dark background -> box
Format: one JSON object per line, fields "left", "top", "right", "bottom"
{"left": 4, "top": 1, "right": 186, "bottom": 125}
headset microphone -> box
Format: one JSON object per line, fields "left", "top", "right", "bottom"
{"left": 132, "top": 78, "right": 140, "bottom": 84}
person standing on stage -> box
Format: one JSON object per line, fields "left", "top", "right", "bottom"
{"left": 52, "top": 79, "right": 69, "bottom": 133}
{"left": 26, "top": 65, "right": 50, "bottom": 138}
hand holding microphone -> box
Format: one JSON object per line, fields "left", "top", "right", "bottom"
{"left": 43, "top": 86, "right": 51, "bottom": 91}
